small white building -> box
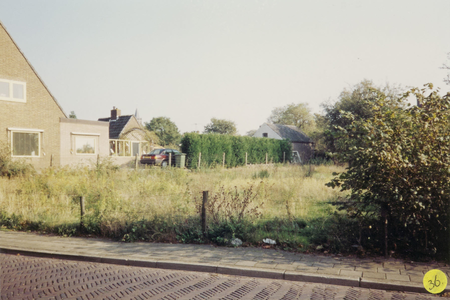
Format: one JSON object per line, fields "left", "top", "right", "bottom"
{"left": 253, "top": 123, "right": 314, "bottom": 162}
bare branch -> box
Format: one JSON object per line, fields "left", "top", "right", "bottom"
{"left": 440, "top": 52, "right": 450, "bottom": 85}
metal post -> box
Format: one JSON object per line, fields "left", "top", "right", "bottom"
{"left": 283, "top": 152, "right": 285, "bottom": 164}
{"left": 135, "top": 154, "right": 139, "bottom": 169}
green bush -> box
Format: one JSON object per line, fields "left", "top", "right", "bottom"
{"left": 0, "top": 142, "right": 35, "bottom": 178}
{"left": 181, "top": 133, "right": 292, "bottom": 168}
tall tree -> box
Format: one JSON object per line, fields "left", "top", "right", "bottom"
{"left": 268, "top": 103, "right": 315, "bottom": 133}
{"left": 145, "top": 117, "right": 181, "bottom": 146}
{"left": 203, "top": 118, "right": 237, "bottom": 135}
{"left": 321, "top": 79, "right": 402, "bottom": 158}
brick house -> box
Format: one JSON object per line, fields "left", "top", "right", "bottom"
{"left": 253, "top": 123, "right": 314, "bottom": 163}
{"left": 0, "top": 21, "right": 109, "bottom": 168}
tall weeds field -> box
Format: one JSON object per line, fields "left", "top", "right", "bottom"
{"left": 0, "top": 161, "right": 358, "bottom": 252}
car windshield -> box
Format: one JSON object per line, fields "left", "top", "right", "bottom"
{"left": 149, "top": 149, "right": 164, "bottom": 155}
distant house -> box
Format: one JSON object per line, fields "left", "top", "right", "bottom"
{"left": 253, "top": 123, "right": 314, "bottom": 162}
{"left": 0, "top": 21, "right": 109, "bottom": 169}
{"left": 98, "top": 107, "right": 150, "bottom": 165}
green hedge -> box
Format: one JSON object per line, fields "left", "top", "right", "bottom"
{"left": 180, "top": 133, "right": 292, "bottom": 169}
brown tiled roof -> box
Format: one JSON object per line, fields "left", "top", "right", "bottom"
{"left": 266, "top": 123, "right": 312, "bottom": 143}
{"left": 98, "top": 115, "right": 133, "bottom": 139}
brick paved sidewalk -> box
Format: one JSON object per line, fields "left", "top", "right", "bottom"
{"left": 0, "top": 230, "right": 448, "bottom": 294}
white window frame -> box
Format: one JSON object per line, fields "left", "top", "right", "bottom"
{"left": 0, "top": 79, "right": 26, "bottom": 103}
{"left": 132, "top": 141, "right": 140, "bottom": 156}
{"left": 109, "top": 139, "right": 149, "bottom": 156}
{"left": 9, "top": 128, "right": 43, "bottom": 157}
{"left": 71, "top": 132, "right": 99, "bottom": 156}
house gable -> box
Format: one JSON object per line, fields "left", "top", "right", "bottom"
{"left": 253, "top": 123, "right": 314, "bottom": 163}
{"left": 98, "top": 115, "right": 133, "bottom": 139}
{"left": 98, "top": 107, "right": 145, "bottom": 141}
{"left": 120, "top": 116, "right": 145, "bottom": 140}
{"left": 253, "top": 123, "right": 283, "bottom": 140}
{"left": 0, "top": 21, "right": 66, "bottom": 168}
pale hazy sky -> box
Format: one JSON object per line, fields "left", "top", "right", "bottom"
{"left": 1, "top": 0, "right": 449, "bottom": 135}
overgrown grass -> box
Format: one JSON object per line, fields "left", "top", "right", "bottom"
{"left": 0, "top": 161, "right": 359, "bottom": 253}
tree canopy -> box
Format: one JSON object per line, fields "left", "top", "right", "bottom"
{"left": 145, "top": 117, "right": 181, "bottom": 146}
{"left": 245, "top": 129, "right": 257, "bottom": 137}
{"left": 268, "top": 103, "right": 315, "bottom": 134}
{"left": 321, "top": 79, "right": 402, "bottom": 158}
{"left": 327, "top": 84, "right": 450, "bottom": 258}
{"left": 203, "top": 118, "right": 237, "bottom": 135}
{"left": 69, "top": 111, "right": 77, "bottom": 119}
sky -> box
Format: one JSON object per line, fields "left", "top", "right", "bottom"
{"left": 1, "top": 0, "right": 449, "bottom": 135}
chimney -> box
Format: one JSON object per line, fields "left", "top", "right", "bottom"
{"left": 111, "top": 106, "right": 121, "bottom": 120}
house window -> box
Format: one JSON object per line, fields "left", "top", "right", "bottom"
{"left": 124, "top": 141, "right": 131, "bottom": 156}
{"left": 11, "top": 131, "right": 40, "bottom": 157}
{"left": 109, "top": 139, "right": 149, "bottom": 156}
{"left": 71, "top": 132, "right": 99, "bottom": 155}
{"left": 75, "top": 136, "right": 96, "bottom": 154}
{"left": 0, "top": 79, "right": 26, "bottom": 103}
{"left": 142, "top": 143, "right": 150, "bottom": 154}
{"left": 132, "top": 142, "right": 139, "bottom": 156}
{"left": 263, "top": 133, "right": 268, "bottom": 137}
{"left": 110, "top": 140, "right": 117, "bottom": 155}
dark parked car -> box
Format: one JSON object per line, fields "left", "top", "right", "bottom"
{"left": 140, "top": 148, "right": 181, "bottom": 167}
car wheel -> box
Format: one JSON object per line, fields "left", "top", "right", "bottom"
{"left": 161, "top": 161, "right": 168, "bottom": 168}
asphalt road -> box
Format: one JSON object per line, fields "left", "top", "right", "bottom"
{"left": 0, "top": 253, "right": 441, "bottom": 300}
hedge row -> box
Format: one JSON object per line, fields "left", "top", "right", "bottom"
{"left": 180, "top": 133, "right": 292, "bottom": 169}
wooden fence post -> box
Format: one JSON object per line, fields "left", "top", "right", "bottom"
{"left": 222, "top": 152, "right": 225, "bottom": 168}
{"left": 135, "top": 154, "right": 139, "bottom": 169}
{"left": 169, "top": 153, "right": 172, "bottom": 167}
{"left": 202, "top": 191, "right": 208, "bottom": 237}
{"left": 80, "top": 196, "right": 85, "bottom": 232}
{"left": 245, "top": 152, "right": 248, "bottom": 165}
{"left": 283, "top": 152, "right": 285, "bottom": 164}
{"left": 266, "top": 153, "right": 268, "bottom": 165}
{"left": 50, "top": 154, "right": 53, "bottom": 167}
{"left": 198, "top": 152, "right": 202, "bottom": 169}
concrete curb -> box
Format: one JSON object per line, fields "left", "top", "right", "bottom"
{"left": 218, "top": 266, "right": 285, "bottom": 279}
{"left": 0, "top": 246, "right": 432, "bottom": 294}
{"left": 285, "top": 271, "right": 360, "bottom": 287}
{"left": 359, "top": 278, "right": 438, "bottom": 294}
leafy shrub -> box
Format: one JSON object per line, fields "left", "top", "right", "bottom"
{"left": 195, "top": 183, "right": 265, "bottom": 244}
{"left": 327, "top": 85, "right": 450, "bottom": 259}
{"left": 0, "top": 142, "right": 35, "bottom": 178}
